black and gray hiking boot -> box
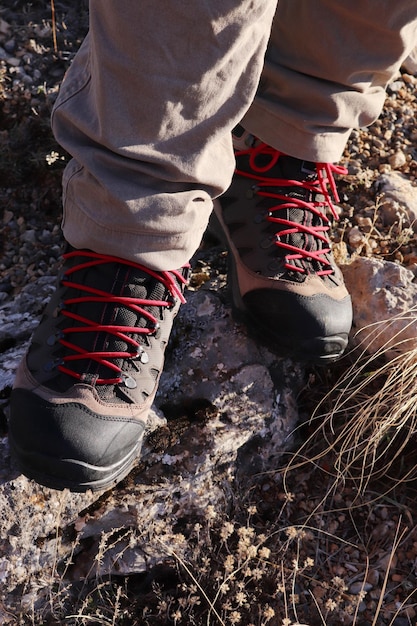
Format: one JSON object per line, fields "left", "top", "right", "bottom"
{"left": 214, "top": 127, "right": 352, "bottom": 362}
{"left": 9, "top": 248, "right": 189, "bottom": 492}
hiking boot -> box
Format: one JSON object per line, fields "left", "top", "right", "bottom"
{"left": 213, "top": 127, "right": 352, "bottom": 362}
{"left": 9, "top": 248, "right": 189, "bottom": 492}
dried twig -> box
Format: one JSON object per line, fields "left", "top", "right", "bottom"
{"left": 50, "top": 0, "right": 58, "bottom": 53}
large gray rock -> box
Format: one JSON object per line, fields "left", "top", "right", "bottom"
{"left": 0, "top": 277, "right": 302, "bottom": 614}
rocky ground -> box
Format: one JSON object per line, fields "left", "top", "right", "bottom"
{"left": 1, "top": 2, "right": 417, "bottom": 625}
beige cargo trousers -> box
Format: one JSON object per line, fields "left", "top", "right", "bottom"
{"left": 51, "top": 0, "right": 417, "bottom": 271}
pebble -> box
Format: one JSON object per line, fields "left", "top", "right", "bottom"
{"left": 6, "top": 56, "right": 20, "bottom": 66}
{"left": 366, "top": 569, "right": 380, "bottom": 586}
{"left": 349, "top": 581, "right": 374, "bottom": 594}
{"left": 388, "top": 150, "right": 407, "bottom": 169}
{"left": 348, "top": 226, "right": 366, "bottom": 248}
{"left": 3, "top": 210, "right": 13, "bottom": 224}
{"left": 372, "top": 137, "right": 385, "bottom": 150}
{"left": 21, "top": 229, "right": 36, "bottom": 243}
{"left": 388, "top": 80, "right": 404, "bottom": 93}
{"left": 356, "top": 216, "right": 373, "bottom": 231}
{"left": 4, "top": 38, "right": 15, "bottom": 53}
{"left": 0, "top": 18, "right": 10, "bottom": 36}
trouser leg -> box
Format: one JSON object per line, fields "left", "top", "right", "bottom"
{"left": 243, "top": 0, "right": 417, "bottom": 162}
{"left": 51, "top": 0, "right": 277, "bottom": 270}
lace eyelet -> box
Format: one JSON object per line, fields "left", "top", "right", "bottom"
{"left": 44, "top": 358, "right": 63, "bottom": 372}
{"left": 134, "top": 348, "right": 149, "bottom": 364}
{"left": 260, "top": 236, "right": 276, "bottom": 249}
{"left": 122, "top": 373, "right": 137, "bottom": 389}
{"left": 46, "top": 334, "right": 56, "bottom": 346}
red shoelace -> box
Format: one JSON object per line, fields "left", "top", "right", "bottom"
{"left": 236, "top": 142, "right": 347, "bottom": 275}
{"left": 56, "top": 250, "right": 188, "bottom": 385}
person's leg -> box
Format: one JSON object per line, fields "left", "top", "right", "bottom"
{"left": 54, "top": 0, "right": 277, "bottom": 270}
{"left": 244, "top": 0, "right": 417, "bottom": 161}
{"left": 215, "top": 0, "right": 417, "bottom": 361}
{"left": 9, "top": 0, "right": 277, "bottom": 492}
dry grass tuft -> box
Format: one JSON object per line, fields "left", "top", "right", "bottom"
{"left": 285, "top": 313, "right": 417, "bottom": 499}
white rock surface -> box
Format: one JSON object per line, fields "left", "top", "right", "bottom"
{"left": 376, "top": 171, "right": 417, "bottom": 230}
{"left": 342, "top": 257, "right": 417, "bottom": 358}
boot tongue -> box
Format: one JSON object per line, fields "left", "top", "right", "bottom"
{"left": 260, "top": 156, "right": 329, "bottom": 279}
{"left": 278, "top": 156, "right": 317, "bottom": 182}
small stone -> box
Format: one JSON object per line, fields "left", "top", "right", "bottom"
{"left": 388, "top": 150, "right": 406, "bottom": 169}
{"left": 21, "top": 229, "right": 36, "bottom": 243}
{"left": 402, "top": 73, "right": 415, "bottom": 84}
{"left": 388, "top": 80, "right": 404, "bottom": 93}
{"left": 356, "top": 216, "right": 373, "bottom": 231}
{"left": 348, "top": 226, "right": 365, "bottom": 248}
{"left": 6, "top": 56, "right": 20, "bottom": 67}
{"left": 4, "top": 39, "right": 15, "bottom": 53}
{"left": 0, "top": 18, "right": 10, "bottom": 36}
{"left": 3, "top": 210, "right": 13, "bottom": 224}
{"left": 349, "top": 581, "right": 373, "bottom": 594}
{"left": 366, "top": 569, "right": 380, "bottom": 586}
{"left": 372, "top": 137, "right": 384, "bottom": 150}
{"left": 378, "top": 163, "right": 391, "bottom": 174}
{"left": 347, "top": 160, "right": 362, "bottom": 175}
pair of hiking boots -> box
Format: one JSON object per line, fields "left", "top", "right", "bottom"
{"left": 8, "top": 130, "right": 352, "bottom": 492}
